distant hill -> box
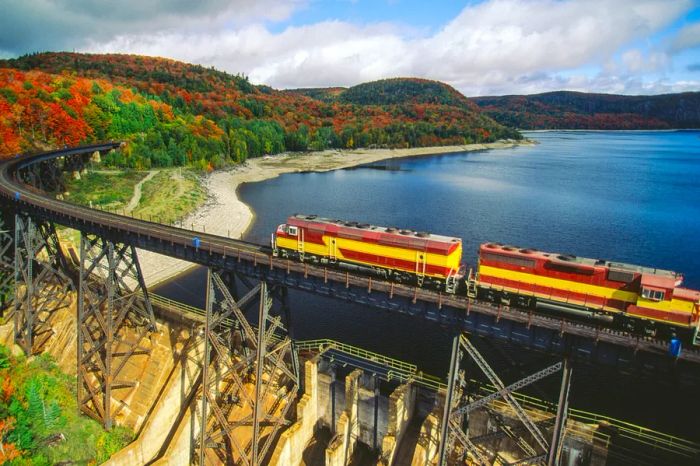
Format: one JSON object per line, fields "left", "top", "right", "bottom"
{"left": 341, "top": 78, "right": 476, "bottom": 108}
{"left": 0, "top": 53, "right": 520, "bottom": 167}
{"left": 289, "top": 78, "right": 476, "bottom": 108}
{"left": 287, "top": 87, "right": 346, "bottom": 103}
{"left": 471, "top": 91, "right": 700, "bottom": 129}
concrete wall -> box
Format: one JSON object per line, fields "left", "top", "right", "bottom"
{"left": 356, "top": 374, "right": 388, "bottom": 450}
{"left": 148, "top": 335, "right": 205, "bottom": 466}
{"left": 269, "top": 358, "right": 320, "bottom": 466}
{"left": 326, "top": 369, "right": 362, "bottom": 466}
{"left": 106, "top": 330, "right": 203, "bottom": 466}
{"left": 317, "top": 361, "right": 336, "bottom": 429}
{"left": 410, "top": 412, "right": 441, "bottom": 466}
{"left": 379, "top": 382, "right": 417, "bottom": 465}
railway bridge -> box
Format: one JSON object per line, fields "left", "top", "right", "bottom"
{"left": 0, "top": 142, "right": 698, "bottom": 465}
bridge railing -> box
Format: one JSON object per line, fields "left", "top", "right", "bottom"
{"left": 472, "top": 382, "right": 700, "bottom": 459}
{"left": 294, "top": 338, "right": 446, "bottom": 390}
{"left": 148, "top": 293, "right": 205, "bottom": 321}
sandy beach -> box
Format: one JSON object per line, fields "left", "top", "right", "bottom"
{"left": 139, "top": 140, "right": 532, "bottom": 286}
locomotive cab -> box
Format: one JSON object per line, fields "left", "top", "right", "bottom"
{"left": 625, "top": 271, "right": 700, "bottom": 336}
{"left": 272, "top": 223, "right": 296, "bottom": 253}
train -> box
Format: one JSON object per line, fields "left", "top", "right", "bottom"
{"left": 272, "top": 214, "right": 700, "bottom": 345}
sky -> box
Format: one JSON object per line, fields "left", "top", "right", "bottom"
{"left": 1, "top": 0, "right": 699, "bottom": 96}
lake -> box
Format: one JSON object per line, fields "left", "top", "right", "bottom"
{"left": 155, "top": 130, "right": 700, "bottom": 438}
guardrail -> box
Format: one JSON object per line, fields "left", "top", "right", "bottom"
{"left": 294, "top": 338, "right": 445, "bottom": 390}
{"left": 149, "top": 292, "right": 205, "bottom": 320}
{"left": 472, "top": 382, "right": 700, "bottom": 459}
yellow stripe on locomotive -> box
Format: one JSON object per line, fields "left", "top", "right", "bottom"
{"left": 273, "top": 214, "right": 464, "bottom": 292}
{"left": 475, "top": 243, "right": 700, "bottom": 333}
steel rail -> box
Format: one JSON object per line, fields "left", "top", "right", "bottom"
{"left": 2, "top": 143, "right": 700, "bottom": 363}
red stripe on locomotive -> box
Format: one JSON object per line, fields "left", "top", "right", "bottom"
{"left": 338, "top": 248, "right": 454, "bottom": 277}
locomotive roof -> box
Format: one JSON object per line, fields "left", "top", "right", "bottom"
{"left": 287, "top": 214, "right": 461, "bottom": 245}
{"left": 481, "top": 243, "right": 681, "bottom": 280}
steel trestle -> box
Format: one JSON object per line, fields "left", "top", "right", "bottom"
{"left": 195, "top": 270, "right": 299, "bottom": 465}
{"left": 77, "top": 233, "right": 156, "bottom": 429}
{"left": 441, "top": 334, "right": 566, "bottom": 465}
{"left": 13, "top": 214, "right": 73, "bottom": 354}
{"left": 0, "top": 213, "right": 12, "bottom": 313}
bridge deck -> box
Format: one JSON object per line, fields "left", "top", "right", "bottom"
{"left": 1, "top": 143, "right": 699, "bottom": 365}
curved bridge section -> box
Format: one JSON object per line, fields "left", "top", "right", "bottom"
{"left": 1, "top": 143, "right": 698, "bottom": 368}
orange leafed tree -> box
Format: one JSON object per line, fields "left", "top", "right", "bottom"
{"left": 0, "top": 417, "right": 20, "bottom": 463}
{"left": 1, "top": 376, "right": 14, "bottom": 402}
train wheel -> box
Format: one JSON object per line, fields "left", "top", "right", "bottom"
{"left": 515, "top": 295, "right": 532, "bottom": 309}
{"left": 621, "top": 316, "right": 636, "bottom": 333}
{"left": 643, "top": 324, "right": 657, "bottom": 339}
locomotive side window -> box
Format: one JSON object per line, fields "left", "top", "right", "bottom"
{"left": 481, "top": 252, "right": 536, "bottom": 269}
{"left": 641, "top": 287, "right": 665, "bottom": 301}
{"left": 288, "top": 226, "right": 298, "bottom": 236}
{"left": 608, "top": 269, "right": 635, "bottom": 283}
{"left": 545, "top": 262, "right": 594, "bottom": 275}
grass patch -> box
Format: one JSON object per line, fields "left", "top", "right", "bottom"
{"left": 0, "top": 345, "right": 133, "bottom": 465}
{"left": 58, "top": 168, "right": 207, "bottom": 244}
{"left": 64, "top": 170, "right": 146, "bottom": 211}
{"left": 134, "top": 169, "right": 207, "bottom": 225}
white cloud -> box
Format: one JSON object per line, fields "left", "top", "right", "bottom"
{"left": 619, "top": 49, "right": 670, "bottom": 74}
{"left": 0, "top": 0, "right": 306, "bottom": 55}
{"left": 670, "top": 22, "right": 700, "bottom": 52}
{"left": 3, "top": 0, "right": 697, "bottom": 95}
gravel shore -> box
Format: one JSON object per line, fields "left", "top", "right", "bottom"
{"left": 139, "top": 140, "right": 532, "bottom": 286}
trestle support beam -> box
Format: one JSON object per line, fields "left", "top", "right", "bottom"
{"left": 77, "top": 233, "right": 156, "bottom": 430}
{"left": 0, "top": 213, "right": 13, "bottom": 313}
{"left": 13, "top": 214, "right": 73, "bottom": 354}
{"left": 441, "top": 333, "right": 567, "bottom": 466}
{"left": 196, "top": 270, "right": 299, "bottom": 465}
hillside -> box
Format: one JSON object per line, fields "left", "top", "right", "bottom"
{"left": 288, "top": 78, "right": 476, "bottom": 108}
{"left": 471, "top": 91, "right": 700, "bottom": 129}
{"left": 286, "top": 87, "right": 346, "bottom": 103}
{"left": 341, "top": 78, "right": 475, "bottom": 108}
{"left": 0, "top": 52, "right": 520, "bottom": 167}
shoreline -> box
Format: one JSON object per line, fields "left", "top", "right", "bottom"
{"left": 522, "top": 128, "right": 700, "bottom": 133}
{"left": 139, "top": 140, "right": 533, "bottom": 287}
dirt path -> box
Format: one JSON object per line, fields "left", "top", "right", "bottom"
{"left": 125, "top": 170, "right": 158, "bottom": 214}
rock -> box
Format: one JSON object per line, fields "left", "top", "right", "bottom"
{"left": 71, "top": 171, "right": 81, "bottom": 180}
{"left": 91, "top": 150, "right": 101, "bottom": 163}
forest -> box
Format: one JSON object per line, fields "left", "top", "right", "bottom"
{"left": 471, "top": 91, "right": 700, "bottom": 129}
{"left": 0, "top": 53, "right": 521, "bottom": 169}
{"left": 0, "top": 345, "right": 132, "bottom": 465}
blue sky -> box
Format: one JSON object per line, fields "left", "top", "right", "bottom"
{"left": 269, "top": 1, "right": 467, "bottom": 34}
{"left": 1, "top": 0, "right": 699, "bottom": 96}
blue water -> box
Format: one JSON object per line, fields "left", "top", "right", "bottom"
{"left": 242, "top": 130, "right": 700, "bottom": 289}
{"left": 157, "top": 130, "right": 700, "bottom": 438}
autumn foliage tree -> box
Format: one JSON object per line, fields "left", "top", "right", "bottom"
{"left": 0, "top": 52, "right": 523, "bottom": 168}
{"left": 0, "top": 417, "right": 20, "bottom": 463}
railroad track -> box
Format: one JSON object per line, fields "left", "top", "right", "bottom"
{"left": 1, "top": 143, "right": 699, "bottom": 364}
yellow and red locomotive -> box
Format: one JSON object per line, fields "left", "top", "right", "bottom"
{"left": 473, "top": 243, "right": 700, "bottom": 340}
{"left": 273, "top": 214, "right": 464, "bottom": 293}
{"left": 273, "top": 215, "right": 700, "bottom": 344}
